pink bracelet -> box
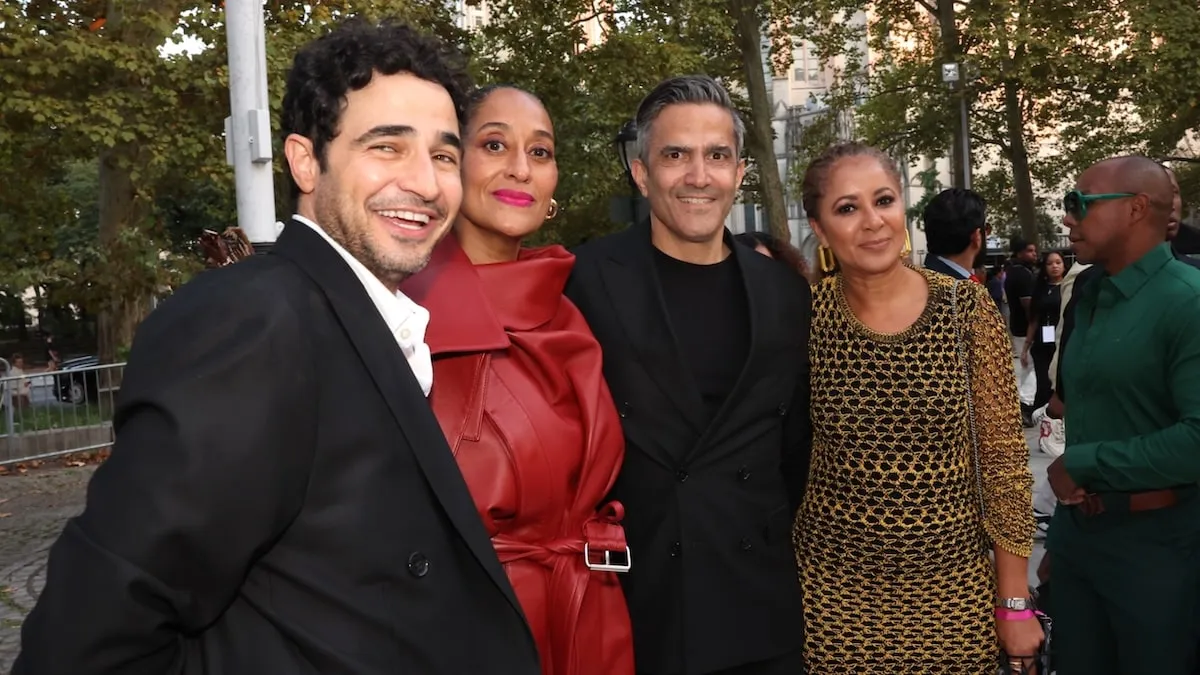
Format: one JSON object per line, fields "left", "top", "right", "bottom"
{"left": 995, "top": 608, "right": 1036, "bottom": 621}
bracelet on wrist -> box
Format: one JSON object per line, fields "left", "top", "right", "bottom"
{"left": 995, "top": 608, "right": 1036, "bottom": 621}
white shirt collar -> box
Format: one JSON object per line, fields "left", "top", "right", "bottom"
{"left": 291, "top": 214, "right": 433, "bottom": 396}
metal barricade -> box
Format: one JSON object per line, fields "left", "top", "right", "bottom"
{"left": 0, "top": 362, "right": 125, "bottom": 466}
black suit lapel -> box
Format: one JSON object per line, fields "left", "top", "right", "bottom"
{"left": 600, "top": 223, "right": 708, "bottom": 434}
{"left": 271, "top": 220, "right": 526, "bottom": 622}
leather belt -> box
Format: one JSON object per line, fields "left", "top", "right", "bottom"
{"left": 1077, "top": 488, "right": 1181, "bottom": 516}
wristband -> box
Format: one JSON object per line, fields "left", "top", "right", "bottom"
{"left": 995, "top": 608, "right": 1035, "bottom": 621}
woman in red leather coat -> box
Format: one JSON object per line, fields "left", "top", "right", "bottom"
{"left": 400, "top": 86, "right": 634, "bottom": 675}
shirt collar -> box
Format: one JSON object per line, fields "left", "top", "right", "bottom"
{"left": 1105, "top": 242, "right": 1175, "bottom": 300}
{"left": 937, "top": 256, "right": 973, "bottom": 279}
{"left": 291, "top": 214, "right": 428, "bottom": 339}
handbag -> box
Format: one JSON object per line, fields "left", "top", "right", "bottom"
{"left": 951, "top": 281, "right": 1053, "bottom": 673}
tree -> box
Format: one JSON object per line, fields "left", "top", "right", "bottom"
{"left": 1, "top": 0, "right": 465, "bottom": 361}
{"left": 792, "top": 0, "right": 1135, "bottom": 244}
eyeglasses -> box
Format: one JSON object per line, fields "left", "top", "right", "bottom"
{"left": 1062, "top": 190, "right": 1136, "bottom": 221}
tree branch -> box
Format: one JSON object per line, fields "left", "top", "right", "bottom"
{"left": 914, "top": 0, "right": 938, "bottom": 17}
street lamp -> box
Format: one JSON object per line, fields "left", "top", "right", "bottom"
{"left": 942, "top": 61, "right": 973, "bottom": 190}
{"left": 613, "top": 119, "right": 640, "bottom": 223}
{"left": 614, "top": 119, "right": 639, "bottom": 189}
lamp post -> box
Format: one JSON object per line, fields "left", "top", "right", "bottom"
{"left": 613, "top": 119, "right": 640, "bottom": 224}
{"left": 941, "top": 61, "right": 973, "bottom": 191}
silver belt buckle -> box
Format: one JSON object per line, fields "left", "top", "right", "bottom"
{"left": 583, "top": 543, "right": 632, "bottom": 573}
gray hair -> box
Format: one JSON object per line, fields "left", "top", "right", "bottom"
{"left": 634, "top": 75, "right": 745, "bottom": 164}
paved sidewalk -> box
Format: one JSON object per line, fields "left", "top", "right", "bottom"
{"left": 0, "top": 465, "right": 94, "bottom": 672}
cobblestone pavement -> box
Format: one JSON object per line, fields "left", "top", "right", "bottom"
{"left": 0, "top": 465, "right": 95, "bottom": 672}
{"left": 0, "top": 429, "right": 1053, "bottom": 672}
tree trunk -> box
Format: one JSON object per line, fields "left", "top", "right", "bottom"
{"left": 96, "top": 145, "right": 147, "bottom": 364}
{"left": 92, "top": 0, "right": 189, "bottom": 363}
{"left": 1002, "top": 80, "right": 1038, "bottom": 244}
{"left": 731, "top": 0, "right": 790, "bottom": 242}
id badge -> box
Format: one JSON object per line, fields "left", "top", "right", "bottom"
{"left": 1041, "top": 325, "right": 1056, "bottom": 344}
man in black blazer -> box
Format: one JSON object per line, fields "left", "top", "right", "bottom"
{"left": 14, "top": 19, "right": 539, "bottom": 675}
{"left": 921, "top": 187, "right": 987, "bottom": 282}
{"left": 566, "top": 75, "right": 810, "bottom": 675}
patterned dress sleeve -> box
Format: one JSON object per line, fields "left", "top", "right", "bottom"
{"left": 963, "top": 282, "right": 1035, "bottom": 558}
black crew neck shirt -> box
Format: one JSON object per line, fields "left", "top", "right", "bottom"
{"left": 653, "top": 247, "right": 750, "bottom": 420}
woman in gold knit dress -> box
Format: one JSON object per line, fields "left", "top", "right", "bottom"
{"left": 793, "top": 143, "right": 1044, "bottom": 673}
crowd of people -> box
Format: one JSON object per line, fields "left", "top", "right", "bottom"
{"left": 9, "top": 16, "right": 1200, "bottom": 675}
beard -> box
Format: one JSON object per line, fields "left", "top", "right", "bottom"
{"left": 313, "top": 184, "right": 442, "bottom": 289}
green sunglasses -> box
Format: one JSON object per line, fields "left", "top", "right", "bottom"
{"left": 1062, "top": 190, "right": 1136, "bottom": 220}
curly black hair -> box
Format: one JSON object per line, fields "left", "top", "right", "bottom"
{"left": 279, "top": 18, "right": 473, "bottom": 206}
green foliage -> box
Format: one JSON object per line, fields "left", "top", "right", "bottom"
{"left": 905, "top": 165, "right": 943, "bottom": 227}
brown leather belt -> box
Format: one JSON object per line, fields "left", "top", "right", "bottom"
{"left": 1077, "top": 489, "right": 1180, "bottom": 516}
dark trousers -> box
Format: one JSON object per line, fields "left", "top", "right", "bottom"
{"left": 1030, "top": 341, "right": 1055, "bottom": 410}
{"left": 1048, "top": 500, "right": 1200, "bottom": 675}
{"left": 639, "top": 648, "right": 805, "bottom": 675}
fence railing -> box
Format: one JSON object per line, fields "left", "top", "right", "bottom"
{"left": 0, "top": 361, "right": 126, "bottom": 466}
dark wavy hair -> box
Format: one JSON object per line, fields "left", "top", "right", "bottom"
{"left": 734, "top": 231, "right": 813, "bottom": 282}
{"left": 279, "top": 18, "right": 473, "bottom": 206}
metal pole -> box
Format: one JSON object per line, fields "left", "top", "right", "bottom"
{"left": 225, "top": 0, "right": 277, "bottom": 252}
{"left": 960, "top": 91, "right": 972, "bottom": 190}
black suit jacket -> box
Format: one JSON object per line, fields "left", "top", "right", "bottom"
{"left": 14, "top": 222, "right": 540, "bottom": 675}
{"left": 565, "top": 223, "right": 811, "bottom": 675}
{"left": 923, "top": 252, "right": 971, "bottom": 280}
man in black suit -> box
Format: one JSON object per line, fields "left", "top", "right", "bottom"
{"left": 566, "top": 75, "right": 810, "bottom": 675}
{"left": 14, "top": 19, "right": 539, "bottom": 675}
{"left": 921, "top": 187, "right": 987, "bottom": 282}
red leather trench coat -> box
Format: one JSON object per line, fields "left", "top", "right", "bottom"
{"left": 401, "top": 236, "right": 635, "bottom": 675}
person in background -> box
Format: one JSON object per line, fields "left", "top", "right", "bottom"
{"left": 734, "top": 230, "right": 814, "bottom": 283}
{"left": 1048, "top": 155, "right": 1200, "bottom": 675}
{"left": 1166, "top": 166, "right": 1200, "bottom": 271}
{"left": 6, "top": 353, "right": 32, "bottom": 409}
{"left": 400, "top": 84, "right": 634, "bottom": 675}
{"left": 1004, "top": 238, "right": 1039, "bottom": 426}
{"left": 921, "top": 187, "right": 988, "bottom": 282}
{"left": 987, "top": 264, "right": 1008, "bottom": 318}
{"left": 797, "top": 142, "right": 1041, "bottom": 673}
{"left": 1021, "top": 251, "right": 1066, "bottom": 411}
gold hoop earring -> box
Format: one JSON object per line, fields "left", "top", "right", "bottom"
{"left": 818, "top": 245, "right": 836, "bottom": 273}
{"left": 545, "top": 199, "right": 559, "bottom": 220}
{"left": 901, "top": 229, "right": 912, "bottom": 257}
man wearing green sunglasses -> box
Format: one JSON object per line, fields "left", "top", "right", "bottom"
{"left": 1046, "top": 155, "right": 1200, "bottom": 675}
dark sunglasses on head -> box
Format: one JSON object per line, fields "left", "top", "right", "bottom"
{"left": 1062, "top": 189, "right": 1136, "bottom": 221}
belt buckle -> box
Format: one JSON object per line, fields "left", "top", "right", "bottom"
{"left": 583, "top": 543, "right": 632, "bottom": 573}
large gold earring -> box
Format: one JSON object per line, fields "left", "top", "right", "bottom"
{"left": 901, "top": 229, "right": 912, "bottom": 257}
{"left": 545, "top": 199, "right": 559, "bottom": 220}
{"left": 818, "top": 245, "right": 836, "bottom": 273}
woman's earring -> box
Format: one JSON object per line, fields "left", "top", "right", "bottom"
{"left": 545, "top": 199, "right": 559, "bottom": 220}
{"left": 901, "top": 229, "right": 912, "bottom": 257}
{"left": 818, "top": 245, "right": 836, "bottom": 273}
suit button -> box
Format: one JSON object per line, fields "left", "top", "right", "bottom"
{"left": 777, "top": 403, "right": 788, "bottom": 416}
{"left": 407, "top": 552, "right": 430, "bottom": 578}
{"left": 676, "top": 469, "right": 689, "bottom": 482}
{"left": 670, "top": 541, "right": 682, "bottom": 557}
{"left": 740, "top": 538, "right": 753, "bottom": 551}
{"left": 737, "top": 466, "right": 751, "bottom": 481}
{"left": 619, "top": 402, "right": 631, "bottom": 418}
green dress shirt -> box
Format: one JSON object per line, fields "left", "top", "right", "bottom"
{"left": 1062, "top": 243, "right": 1200, "bottom": 492}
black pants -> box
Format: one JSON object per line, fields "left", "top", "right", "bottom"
{"left": 1031, "top": 341, "right": 1055, "bottom": 410}
{"left": 640, "top": 648, "right": 806, "bottom": 675}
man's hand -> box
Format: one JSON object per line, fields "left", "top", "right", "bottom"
{"left": 1047, "top": 456, "right": 1085, "bottom": 504}
{"left": 1045, "top": 393, "right": 1064, "bottom": 420}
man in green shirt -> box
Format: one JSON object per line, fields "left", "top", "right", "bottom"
{"left": 1048, "top": 155, "right": 1200, "bottom": 675}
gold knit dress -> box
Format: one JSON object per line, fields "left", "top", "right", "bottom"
{"left": 794, "top": 268, "right": 1034, "bottom": 673}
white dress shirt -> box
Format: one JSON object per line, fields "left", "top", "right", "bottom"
{"left": 292, "top": 215, "right": 433, "bottom": 397}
